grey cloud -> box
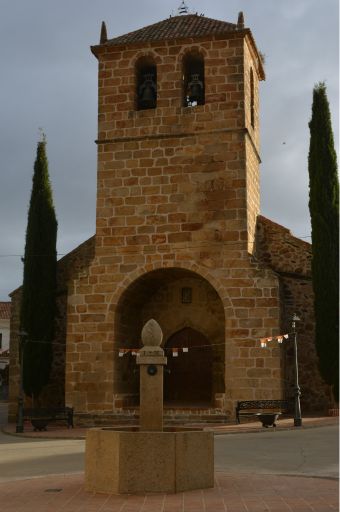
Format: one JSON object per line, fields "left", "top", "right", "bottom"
{"left": 0, "top": 0, "right": 338, "bottom": 299}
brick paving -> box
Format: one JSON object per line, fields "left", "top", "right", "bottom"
{"left": 0, "top": 472, "right": 338, "bottom": 511}
{"left": 1, "top": 416, "right": 338, "bottom": 511}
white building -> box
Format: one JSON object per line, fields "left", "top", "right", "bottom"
{"left": 0, "top": 302, "right": 10, "bottom": 349}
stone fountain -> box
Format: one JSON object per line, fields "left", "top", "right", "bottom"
{"left": 85, "top": 319, "right": 214, "bottom": 494}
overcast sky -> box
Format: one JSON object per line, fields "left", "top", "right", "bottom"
{"left": 0, "top": 0, "right": 338, "bottom": 301}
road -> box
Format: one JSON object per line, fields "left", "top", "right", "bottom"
{"left": 215, "top": 426, "right": 338, "bottom": 478}
{"left": 0, "top": 435, "right": 85, "bottom": 481}
{"left": 0, "top": 402, "right": 338, "bottom": 482}
{"left": 0, "top": 403, "right": 84, "bottom": 481}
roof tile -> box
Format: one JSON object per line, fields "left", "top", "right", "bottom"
{"left": 0, "top": 302, "right": 11, "bottom": 320}
{"left": 106, "top": 14, "right": 238, "bottom": 46}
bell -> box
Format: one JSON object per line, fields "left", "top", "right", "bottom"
{"left": 138, "top": 73, "right": 156, "bottom": 109}
{"left": 141, "top": 84, "right": 155, "bottom": 104}
{"left": 189, "top": 83, "right": 202, "bottom": 102}
{"left": 187, "top": 73, "right": 203, "bottom": 104}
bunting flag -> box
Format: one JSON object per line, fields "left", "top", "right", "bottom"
{"left": 259, "top": 333, "right": 289, "bottom": 348}
{"left": 169, "top": 347, "right": 189, "bottom": 356}
{"left": 118, "top": 346, "right": 190, "bottom": 357}
{"left": 118, "top": 348, "right": 140, "bottom": 357}
{"left": 170, "top": 347, "right": 189, "bottom": 357}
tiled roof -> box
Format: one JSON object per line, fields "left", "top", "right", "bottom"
{"left": 106, "top": 14, "right": 238, "bottom": 46}
{"left": 0, "top": 302, "right": 11, "bottom": 320}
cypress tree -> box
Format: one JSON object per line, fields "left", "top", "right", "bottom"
{"left": 308, "top": 82, "right": 339, "bottom": 401}
{"left": 20, "top": 136, "right": 58, "bottom": 403}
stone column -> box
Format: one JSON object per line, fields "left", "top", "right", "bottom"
{"left": 137, "top": 319, "right": 167, "bottom": 431}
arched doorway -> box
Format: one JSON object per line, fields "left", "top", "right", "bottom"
{"left": 113, "top": 267, "right": 225, "bottom": 408}
{"left": 164, "top": 327, "right": 212, "bottom": 406}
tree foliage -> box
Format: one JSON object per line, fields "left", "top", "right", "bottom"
{"left": 308, "top": 82, "right": 339, "bottom": 401}
{"left": 20, "top": 137, "right": 58, "bottom": 401}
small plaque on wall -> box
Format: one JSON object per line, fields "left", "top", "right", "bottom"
{"left": 181, "top": 287, "right": 192, "bottom": 304}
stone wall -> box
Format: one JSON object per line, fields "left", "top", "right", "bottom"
{"left": 8, "top": 237, "right": 95, "bottom": 421}
{"left": 244, "top": 38, "right": 261, "bottom": 254}
{"left": 256, "top": 215, "right": 331, "bottom": 411}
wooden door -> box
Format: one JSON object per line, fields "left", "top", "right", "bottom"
{"left": 164, "top": 327, "right": 212, "bottom": 405}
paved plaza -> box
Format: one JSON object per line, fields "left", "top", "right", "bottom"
{"left": 0, "top": 405, "right": 338, "bottom": 511}
{"left": 0, "top": 471, "right": 338, "bottom": 512}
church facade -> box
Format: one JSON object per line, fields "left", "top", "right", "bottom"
{"left": 9, "top": 12, "right": 331, "bottom": 424}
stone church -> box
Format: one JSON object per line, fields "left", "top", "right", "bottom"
{"left": 9, "top": 10, "right": 331, "bottom": 424}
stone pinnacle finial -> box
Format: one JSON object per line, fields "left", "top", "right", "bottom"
{"left": 237, "top": 11, "right": 245, "bottom": 29}
{"left": 141, "top": 319, "right": 163, "bottom": 348}
{"left": 100, "top": 21, "right": 107, "bottom": 44}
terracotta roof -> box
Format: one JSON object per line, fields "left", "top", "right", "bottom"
{"left": 0, "top": 302, "right": 11, "bottom": 320}
{"left": 106, "top": 14, "right": 238, "bottom": 46}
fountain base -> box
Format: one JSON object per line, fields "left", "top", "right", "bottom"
{"left": 85, "top": 427, "right": 214, "bottom": 494}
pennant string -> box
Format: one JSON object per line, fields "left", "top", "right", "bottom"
{"left": 118, "top": 334, "right": 291, "bottom": 355}
{"left": 259, "top": 333, "right": 289, "bottom": 347}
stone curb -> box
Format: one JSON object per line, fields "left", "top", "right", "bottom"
{"left": 2, "top": 416, "right": 338, "bottom": 440}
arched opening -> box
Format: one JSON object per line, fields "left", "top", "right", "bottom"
{"left": 113, "top": 268, "right": 225, "bottom": 408}
{"left": 135, "top": 56, "right": 157, "bottom": 110}
{"left": 164, "top": 327, "right": 212, "bottom": 406}
{"left": 182, "top": 52, "right": 205, "bottom": 107}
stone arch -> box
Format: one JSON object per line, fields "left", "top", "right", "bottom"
{"left": 112, "top": 266, "right": 226, "bottom": 407}
{"left": 165, "top": 319, "right": 212, "bottom": 343}
{"left": 177, "top": 45, "right": 208, "bottom": 63}
{"left": 131, "top": 50, "right": 162, "bottom": 67}
{"left": 108, "top": 262, "right": 229, "bottom": 315}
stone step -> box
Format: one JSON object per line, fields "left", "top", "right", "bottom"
{"left": 165, "top": 415, "right": 229, "bottom": 424}
{"left": 75, "top": 410, "right": 230, "bottom": 427}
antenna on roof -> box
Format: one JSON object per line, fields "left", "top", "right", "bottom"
{"left": 178, "top": 1, "right": 189, "bottom": 15}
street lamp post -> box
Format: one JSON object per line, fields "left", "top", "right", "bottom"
{"left": 260, "top": 313, "right": 303, "bottom": 427}
{"left": 291, "top": 313, "right": 302, "bottom": 427}
{"left": 16, "top": 330, "right": 27, "bottom": 433}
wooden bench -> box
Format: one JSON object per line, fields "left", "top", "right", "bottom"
{"left": 23, "top": 407, "right": 74, "bottom": 431}
{"left": 235, "top": 400, "right": 290, "bottom": 424}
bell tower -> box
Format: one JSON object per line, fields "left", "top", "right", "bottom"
{"left": 91, "top": 11, "right": 264, "bottom": 256}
